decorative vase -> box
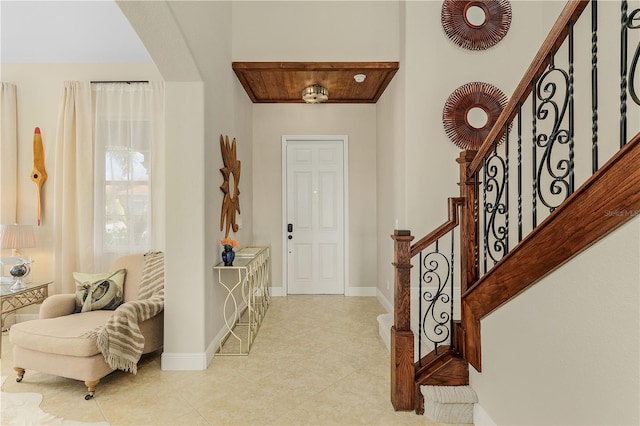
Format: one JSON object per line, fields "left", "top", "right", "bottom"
{"left": 222, "top": 245, "right": 235, "bottom": 266}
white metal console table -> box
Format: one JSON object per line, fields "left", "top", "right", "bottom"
{"left": 213, "top": 247, "right": 270, "bottom": 355}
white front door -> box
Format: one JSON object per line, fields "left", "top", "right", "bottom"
{"left": 284, "top": 136, "right": 346, "bottom": 294}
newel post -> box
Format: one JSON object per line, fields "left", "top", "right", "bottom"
{"left": 457, "top": 150, "right": 482, "bottom": 368}
{"left": 390, "top": 230, "right": 415, "bottom": 411}
{"left": 457, "top": 150, "right": 478, "bottom": 293}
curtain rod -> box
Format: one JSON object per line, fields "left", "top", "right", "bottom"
{"left": 90, "top": 80, "right": 149, "bottom": 84}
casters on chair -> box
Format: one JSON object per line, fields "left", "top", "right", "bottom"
{"left": 84, "top": 380, "right": 99, "bottom": 400}
{"left": 14, "top": 367, "right": 25, "bottom": 383}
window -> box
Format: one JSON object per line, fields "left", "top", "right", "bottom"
{"left": 92, "top": 83, "right": 157, "bottom": 269}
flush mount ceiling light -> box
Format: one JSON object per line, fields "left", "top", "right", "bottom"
{"left": 302, "top": 84, "right": 329, "bottom": 103}
{"left": 354, "top": 74, "right": 366, "bottom": 83}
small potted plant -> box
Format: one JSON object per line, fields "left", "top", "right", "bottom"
{"left": 220, "top": 237, "right": 239, "bottom": 266}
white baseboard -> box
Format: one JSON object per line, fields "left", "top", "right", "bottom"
{"left": 474, "top": 403, "right": 496, "bottom": 426}
{"left": 161, "top": 352, "right": 208, "bottom": 371}
{"left": 376, "top": 289, "right": 393, "bottom": 313}
{"left": 345, "top": 286, "right": 376, "bottom": 296}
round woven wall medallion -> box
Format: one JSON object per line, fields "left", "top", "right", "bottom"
{"left": 441, "top": 0, "right": 512, "bottom": 50}
{"left": 442, "top": 82, "right": 508, "bottom": 150}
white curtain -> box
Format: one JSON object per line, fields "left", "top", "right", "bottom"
{"left": 53, "top": 81, "right": 164, "bottom": 292}
{"left": 53, "top": 82, "right": 93, "bottom": 294}
{"left": 91, "top": 82, "right": 164, "bottom": 271}
{"left": 0, "top": 83, "right": 18, "bottom": 225}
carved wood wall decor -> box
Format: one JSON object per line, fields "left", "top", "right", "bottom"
{"left": 30, "top": 127, "right": 47, "bottom": 226}
{"left": 441, "top": 0, "right": 512, "bottom": 51}
{"left": 442, "top": 82, "right": 508, "bottom": 150}
{"left": 219, "top": 135, "right": 241, "bottom": 238}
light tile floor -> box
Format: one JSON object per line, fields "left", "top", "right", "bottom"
{"left": 1, "top": 296, "right": 459, "bottom": 425}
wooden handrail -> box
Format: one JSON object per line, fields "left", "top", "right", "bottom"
{"left": 410, "top": 197, "right": 464, "bottom": 257}
{"left": 468, "top": 0, "right": 590, "bottom": 175}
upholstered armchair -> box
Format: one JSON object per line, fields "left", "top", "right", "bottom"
{"left": 9, "top": 253, "right": 164, "bottom": 399}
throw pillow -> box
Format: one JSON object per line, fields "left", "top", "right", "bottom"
{"left": 73, "top": 269, "right": 126, "bottom": 313}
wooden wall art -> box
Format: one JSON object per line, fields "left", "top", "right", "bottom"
{"left": 219, "top": 135, "right": 241, "bottom": 238}
{"left": 30, "top": 127, "right": 47, "bottom": 226}
{"left": 442, "top": 81, "right": 508, "bottom": 150}
{"left": 441, "top": 0, "right": 512, "bottom": 51}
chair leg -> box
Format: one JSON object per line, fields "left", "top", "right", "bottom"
{"left": 84, "top": 380, "right": 100, "bottom": 400}
{"left": 14, "top": 367, "right": 25, "bottom": 383}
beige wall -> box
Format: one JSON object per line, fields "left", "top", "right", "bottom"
{"left": 252, "top": 104, "right": 377, "bottom": 294}
{"left": 231, "top": 1, "right": 400, "bottom": 62}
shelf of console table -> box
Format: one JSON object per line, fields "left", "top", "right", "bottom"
{"left": 213, "top": 247, "right": 270, "bottom": 355}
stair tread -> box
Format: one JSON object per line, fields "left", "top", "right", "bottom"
{"left": 421, "top": 385, "right": 478, "bottom": 404}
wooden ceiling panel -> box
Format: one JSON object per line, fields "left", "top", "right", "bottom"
{"left": 232, "top": 62, "right": 399, "bottom": 103}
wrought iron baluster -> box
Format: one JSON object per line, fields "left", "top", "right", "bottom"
{"left": 621, "top": 0, "right": 628, "bottom": 148}
{"left": 532, "top": 79, "right": 538, "bottom": 229}
{"left": 504, "top": 122, "right": 510, "bottom": 254}
{"left": 483, "top": 156, "right": 488, "bottom": 273}
{"left": 592, "top": 0, "right": 599, "bottom": 173}
{"left": 484, "top": 140, "right": 508, "bottom": 266}
{"left": 535, "top": 53, "right": 571, "bottom": 213}
{"left": 418, "top": 250, "right": 424, "bottom": 364}
{"left": 628, "top": 4, "right": 640, "bottom": 106}
{"left": 420, "top": 240, "right": 451, "bottom": 355}
{"left": 517, "top": 105, "right": 523, "bottom": 242}
{"left": 450, "top": 228, "right": 455, "bottom": 348}
{"left": 473, "top": 171, "right": 480, "bottom": 277}
{"left": 569, "top": 22, "right": 575, "bottom": 195}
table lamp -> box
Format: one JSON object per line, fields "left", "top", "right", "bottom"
{"left": 0, "top": 224, "right": 36, "bottom": 291}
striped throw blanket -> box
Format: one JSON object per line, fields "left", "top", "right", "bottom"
{"left": 97, "top": 251, "right": 164, "bottom": 374}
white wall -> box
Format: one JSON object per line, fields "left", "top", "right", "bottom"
{"left": 252, "top": 104, "right": 377, "bottom": 294}
{"left": 471, "top": 217, "right": 640, "bottom": 425}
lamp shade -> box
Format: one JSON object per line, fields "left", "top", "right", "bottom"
{"left": 0, "top": 224, "right": 36, "bottom": 250}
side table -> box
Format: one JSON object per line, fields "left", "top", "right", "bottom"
{"left": 1, "top": 281, "right": 52, "bottom": 355}
{"left": 214, "top": 247, "right": 270, "bottom": 355}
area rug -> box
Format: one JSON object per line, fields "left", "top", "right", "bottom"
{"left": 0, "top": 376, "right": 109, "bottom": 425}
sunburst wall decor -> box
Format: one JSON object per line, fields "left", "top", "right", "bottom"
{"left": 219, "top": 135, "right": 241, "bottom": 238}
{"left": 442, "top": 81, "right": 508, "bottom": 150}
{"left": 441, "top": 0, "right": 512, "bottom": 51}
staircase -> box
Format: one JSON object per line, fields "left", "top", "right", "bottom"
{"left": 388, "top": 0, "right": 640, "bottom": 421}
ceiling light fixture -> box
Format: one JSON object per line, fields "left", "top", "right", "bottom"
{"left": 354, "top": 74, "right": 366, "bottom": 83}
{"left": 302, "top": 84, "right": 329, "bottom": 103}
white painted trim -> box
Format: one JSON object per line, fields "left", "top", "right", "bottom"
{"left": 473, "top": 404, "right": 497, "bottom": 426}
{"left": 345, "top": 286, "right": 376, "bottom": 296}
{"left": 281, "top": 135, "right": 350, "bottom": 296}
{"left": 161, "top": 352, "right": 207, "bottom": 371}
{"left": 376, "top": 288, "right": 393, "bottom": 313}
